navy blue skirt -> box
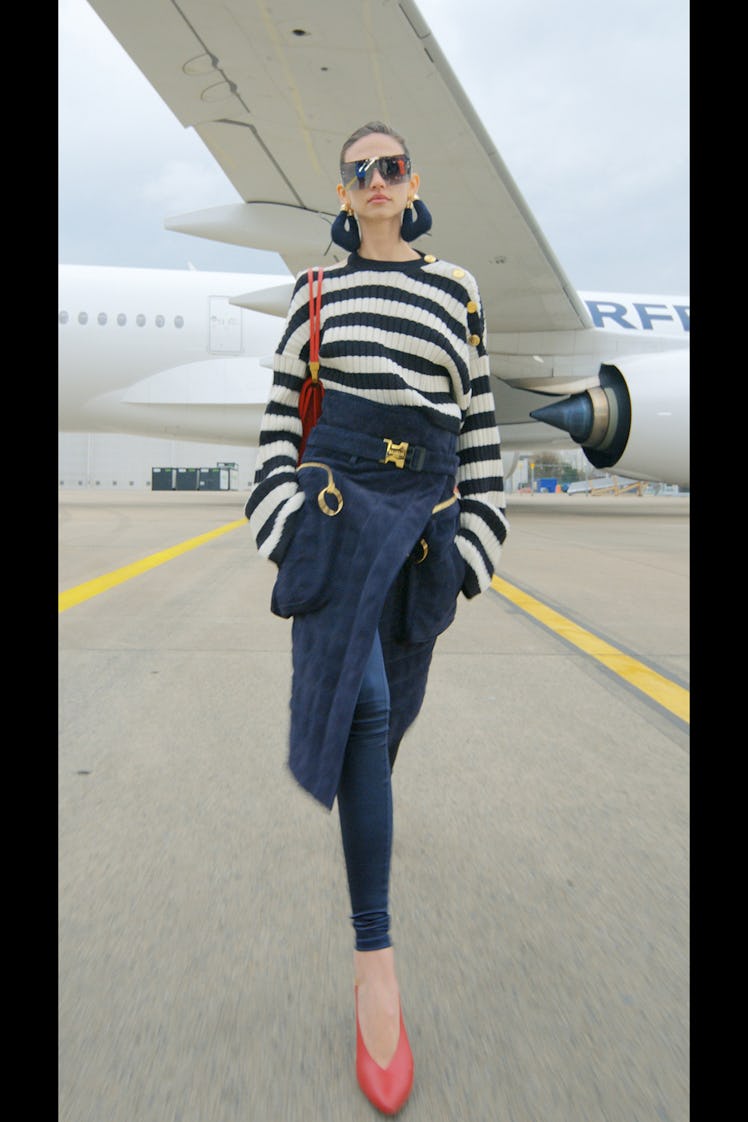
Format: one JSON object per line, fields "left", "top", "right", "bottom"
{"left": 271, "top": 390, "right": 464, "bottom": 809}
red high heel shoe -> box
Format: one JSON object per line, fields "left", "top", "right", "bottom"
{"left": 355, "top": 985, "right": 414, "bottom": 1115}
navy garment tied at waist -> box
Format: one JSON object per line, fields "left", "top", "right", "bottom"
{"left": 281, "top": 391, "right": 461, "bottom": 809}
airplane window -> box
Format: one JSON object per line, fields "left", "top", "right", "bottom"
{"left": 117, "top": 313, "right": 127, "bottom": 326}
{"left": 97, "top": 313, "right": 107, "bottom": 325}
{"left": 78, "top": 312, "right": 88, "bottom": 325}
{"left": 155, "top": 315, "right": 165, "bottom": 328}
{"left": 136, "top": 314, "right": 146, "bottom": 326}
{"left": 59, "top": 311, "right": 69, "bottom": 324}
{"left": 174, "top": 315, "right": 184, "bottom": 328}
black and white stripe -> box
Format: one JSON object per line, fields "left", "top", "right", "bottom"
{"left": 246, "top": 252, "right": 509, "bottom": 595}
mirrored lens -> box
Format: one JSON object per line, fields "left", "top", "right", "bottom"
{"left": 340, "top": 155, "right": 411, "bottom": 189}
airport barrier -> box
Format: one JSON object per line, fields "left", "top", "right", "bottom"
{"left": 150, "top": 465, "right": 238, "bottom": 491}
{"left": 151, "top": 467, "right": 176, "bottom": 491}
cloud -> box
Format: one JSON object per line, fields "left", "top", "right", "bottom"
{"left": 139, "top": 160, "right": 241, "bottom": 215}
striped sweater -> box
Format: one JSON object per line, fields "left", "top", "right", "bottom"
{"left": 246, "top": 250, "right": 509, "bottom": 597}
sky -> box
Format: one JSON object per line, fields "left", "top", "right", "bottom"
{"left": 58, "top": 0, "right": 689, "bottom": 295}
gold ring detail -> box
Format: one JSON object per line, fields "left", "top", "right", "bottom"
{"left": 318, "top": 483, "right": 343, "bottom": 516}
{"left": 431, "top": 492, "right": 458, "bottom": 514}
{"left": 298, "top": 461, "right": 344, "bottom": 517}
{"left": 415, "top": 538, "right": 429, "bottom": 564}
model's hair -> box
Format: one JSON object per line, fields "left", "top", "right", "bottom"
{"left": 339, "top": 121, "right": 410, "bottom": 166}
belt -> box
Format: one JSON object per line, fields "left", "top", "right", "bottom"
{"left": 307, "top": 423, "right": 457, "bottom": 474}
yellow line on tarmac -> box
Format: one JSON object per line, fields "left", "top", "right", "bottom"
{"left": 58, "top": 518, "right": 247, "bottom": 613}
{"left": 58, "top": 522, "right": 689, "bottom": 726}
{"left": 491, "top": 574, "right": 689, "bottom": 725}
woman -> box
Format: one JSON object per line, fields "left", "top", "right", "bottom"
{"left": 246, "top": 121, "right": 508, "bottom": 1115}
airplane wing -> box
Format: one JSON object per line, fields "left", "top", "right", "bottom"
{"left": 85, "top": 0, "right": 593, "bottom": 335}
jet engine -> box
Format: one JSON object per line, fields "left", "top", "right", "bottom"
{"left": 529, "top": 350, "right": 689, "bottom": 488}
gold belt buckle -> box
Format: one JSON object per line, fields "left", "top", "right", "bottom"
{"left": 381, "top": 438, "right": 409, "bottom": 468}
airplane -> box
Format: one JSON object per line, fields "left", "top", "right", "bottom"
{"left": 59, "top": 0, "right": 689, "bottom": 488}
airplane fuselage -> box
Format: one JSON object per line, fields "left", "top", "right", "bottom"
{"left": 58, "top": 264, "right": 285, "bottom": 443}
{"left": 58, "top": 264, "right": 689, "bottom": 483}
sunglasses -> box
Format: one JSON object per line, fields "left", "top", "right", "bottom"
{"left": 340, "top": 154, "right": 412, "bottom": 190}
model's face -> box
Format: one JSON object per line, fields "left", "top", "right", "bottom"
{"left": 337, "top": 133, "right": 419, "bottom": 224}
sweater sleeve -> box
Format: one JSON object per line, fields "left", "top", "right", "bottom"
{"left": 454, "top": 284, "right": 510, "bottom": 597}
{"left": 244, "top": 271, "right": 310, "bottom": 564}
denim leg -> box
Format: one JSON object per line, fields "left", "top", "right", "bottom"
{"left": 336, "top": 632, "right": 393, "bottom": 951}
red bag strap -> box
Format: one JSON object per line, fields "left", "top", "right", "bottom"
{"left": 308, "top": 267, "right": 323, "bottom": 381}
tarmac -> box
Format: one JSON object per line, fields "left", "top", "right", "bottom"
{"left": 58, "top": 489, "right": 689, "bottom": 1122}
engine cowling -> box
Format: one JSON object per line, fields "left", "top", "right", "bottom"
{"left": 529, "top": 351, "right": 689, "bottom": 487}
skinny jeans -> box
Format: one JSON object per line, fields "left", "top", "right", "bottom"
{"left": 336, "top": 630, "right": 393, "bottom": 952}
